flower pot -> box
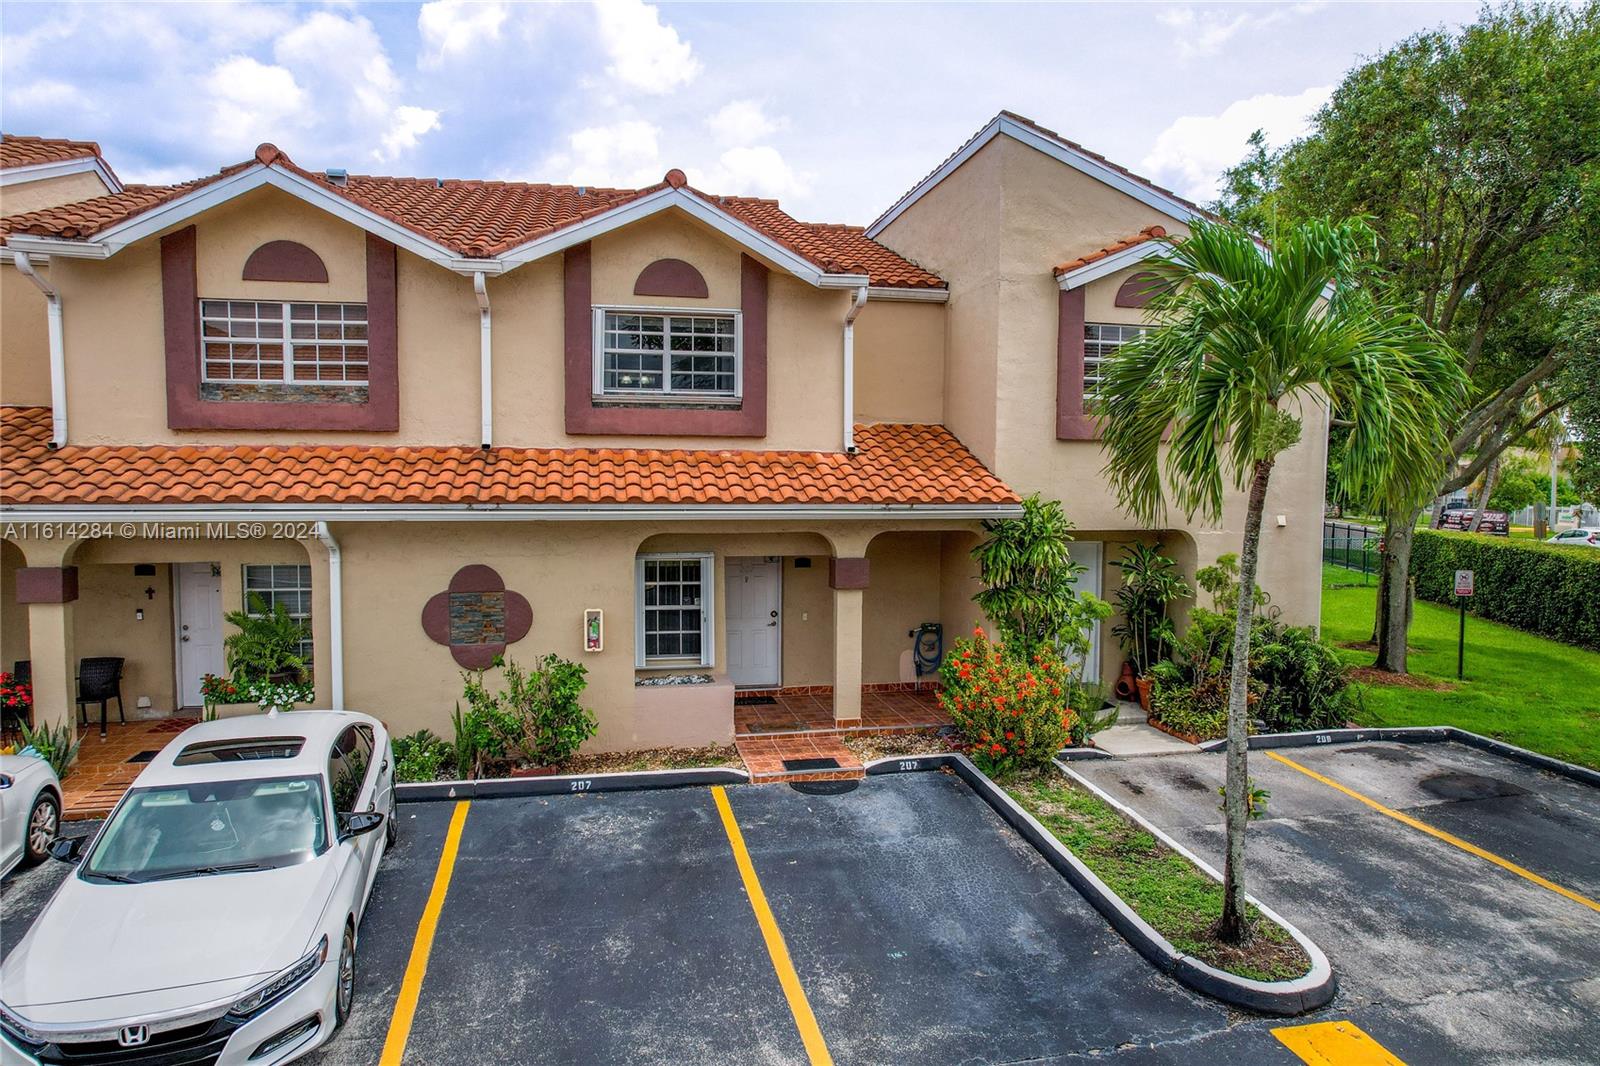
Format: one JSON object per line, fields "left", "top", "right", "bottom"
{"left": 1135, "top": 676, "right": 1152, "bottom": 712}
{"left": 1113, "top": 661, "right": 1138, "bottom": 701}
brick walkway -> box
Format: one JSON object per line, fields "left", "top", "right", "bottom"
{"left": 59, "top": 717, "right": 197, "bottom": 820}
{"left": 734, "top": 733, "right": 865, "bottom": 783}
{"left": 734, "top": 685, "right": 948, "bottom": 737}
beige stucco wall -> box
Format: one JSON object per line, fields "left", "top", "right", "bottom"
{"left": 862, "top": 532, "right": 943, "bottom": 683}
{"left": 0, "top": 169, "right": 111, "bottom": 217}
{"left": 852, "top": 300, "right": 945, "bottom": 425}
{"left": 70, "top": 563, "right": 176, "bottom": 717}
{"left": 1, "top": 540, "right": 28, "bottom": 673}
{"left": 0, "top": 263, "right": 51, "bottom": 405}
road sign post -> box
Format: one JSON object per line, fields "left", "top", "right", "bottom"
{"left": 1454, "top": 570, "right": 1474, "bottom": 679}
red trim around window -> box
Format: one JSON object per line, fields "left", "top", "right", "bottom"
{"left": 163, "top": 227, "right": 398, "bottom": 431}
{"left": 564, "top": 243, "right": 768, "bottom": 437}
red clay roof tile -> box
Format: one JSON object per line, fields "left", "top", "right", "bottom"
{"left": 0, "top": 407, "right": 1014, "bottom": 508}
{"left": 1, "top": 134, "right": 109, "bottom": 172}
{"left": 1052, "top": 225, "right": 1169, "bottom": 277}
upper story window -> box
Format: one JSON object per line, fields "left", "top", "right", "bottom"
{"left": 1083, "top": 323, "right": 1148, "bottom": 408}
{"left": 593, "top": 308, "right": 741, "bottom": 401}
{"left": 201, "top": 300, "right": 369, "bottom": 385}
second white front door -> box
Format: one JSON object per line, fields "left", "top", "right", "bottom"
{"left": 176, "top": 562, "right": 225, "bottom": 708}
{"left": 726, "top": 557, "right": 781, "bottom": 687}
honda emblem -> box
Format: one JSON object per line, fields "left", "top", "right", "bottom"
{"left": 118, "top": 1025, "right": 150, "bottom": 1047}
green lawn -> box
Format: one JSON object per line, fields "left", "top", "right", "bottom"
{"left": 1321, "top": 563, "right": 1600, "bottom": 770}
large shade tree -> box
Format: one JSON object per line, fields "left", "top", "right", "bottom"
{"left": 1214, "top": 1, "right": 1600, "bottom": 671}
{"left": 1099, "top": 218, "right": 1465, "bottom": 941}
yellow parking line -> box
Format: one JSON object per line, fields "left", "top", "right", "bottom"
{"left": 1273, "top": 1020, "right": 1406, "bottom": 1064}
{"left": 711, "top": 786, "right": 833, "bottom": 1066}
{"left": 379, "top": 800, "right": 471, "bottom": 1066}
{"left": 1266, "top": 751, "right": 1600, "bottom": 915}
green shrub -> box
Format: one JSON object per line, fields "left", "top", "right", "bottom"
{"left": 459, "top": 653, "right": 597, "bottom": 772}
{"left": 1149, "top": 674, "right": 1230, "bottom": 740}
{"left": 223, "top": 594, "right": 310, "bottom": 684}
{"left": 1251, "top": 625, "right": 1360, "bottom": 732}
{"left": 18, "top": 719, "right": 82, "bottom": 781}
{"left": 392, "top": 729, "right": 451, "bottom": 783}
{"left": 940, "top": 627, "right": 1076, "bottom": 778}
{"left": 1412, "top": 530, "right": 1600, "bottom": 649}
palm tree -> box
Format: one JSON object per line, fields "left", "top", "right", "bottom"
{"left": 1099, "top": 217, "right": 1466, "bottom": 942}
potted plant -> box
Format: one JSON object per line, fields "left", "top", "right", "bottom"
{"left": 1110, "top": 543, "right": 1191, "bottom": 710}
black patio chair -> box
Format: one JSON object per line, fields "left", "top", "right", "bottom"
{"left": 76, "top": 656, "right": 126, "bottom": 738}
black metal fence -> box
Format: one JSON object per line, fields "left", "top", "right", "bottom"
{"left": 1323, "top": 520, "right": 1380, "bottom": 580}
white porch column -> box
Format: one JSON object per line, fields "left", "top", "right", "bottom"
{"left": 15, "top": 537, "right": 83, "bottom": 739}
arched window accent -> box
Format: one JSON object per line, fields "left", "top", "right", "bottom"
{"left": 633, "top": 258, "right": 709, "bottom": 299}
{"left": 242, "top": 240, "right": 330, "bottom": 283}
{"left": 1113, "top": 271, "right": 1172, "bottom": 308}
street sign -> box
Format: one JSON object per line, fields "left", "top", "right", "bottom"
{"left": 1454, "top": 570, "right": 1475, "bottom": 597}
{"left": 1454, "top": 570, "right": 1475, "bottom": 679}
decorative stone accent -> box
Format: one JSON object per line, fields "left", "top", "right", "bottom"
{"left": 422, "top": 565, "right": 532, "bottom": 669}
{"left": 200, "top": 383, "right": 369, "bottom": 405}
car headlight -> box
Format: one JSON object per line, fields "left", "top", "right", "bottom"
{"left": 228, "top": 936, "right": 327, "bottom": 1019}
{"left": 0, "top": 1002, "right": 43, "bottom": 1046}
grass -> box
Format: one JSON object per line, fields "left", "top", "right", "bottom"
{"left": 1321, "top": 563, "right": 1600, "bottom": 770}
{"left": 1005, "top": 771, "right": 1310, "bottom": 982}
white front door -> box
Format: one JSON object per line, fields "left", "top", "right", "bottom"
{"left": 176, "top": 562, "right": 225, "bottom": 708}
{"left": 725, "top": 558, "right": 781, "bottom": 687}
{"left": 1067, "top": 541, "right": 1104, "bottom": 685}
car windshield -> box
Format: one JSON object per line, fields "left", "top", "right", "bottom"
{"left": 83, "top": 775, "right": 327, "bottom": 882}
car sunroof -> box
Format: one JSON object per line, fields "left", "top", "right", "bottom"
{"left": 173, "top": 737, "right": 306, "bottom": 765}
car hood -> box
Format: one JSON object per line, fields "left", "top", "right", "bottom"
{"left": 1, "top": 855, "right": 336, "bottom": 1021}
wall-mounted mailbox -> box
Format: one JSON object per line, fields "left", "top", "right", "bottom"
{"left": 584, "top": 608, "right": 604, "bottom": 652}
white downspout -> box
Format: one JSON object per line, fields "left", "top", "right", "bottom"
{"left": 474, "top": 271, "right": 493, "bottom": 449}
{"left": 13, "top": 252, "right": 67, "bottom": 448}
{"left": 842, "top": 285, "right": 868, "bottom": 454}
{"left": 314, "top": 522, "right": 345, "bottom": 710}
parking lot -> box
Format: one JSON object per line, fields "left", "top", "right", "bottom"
{"left": 4, "top": 744, "right": 1598, "bottom": 1064}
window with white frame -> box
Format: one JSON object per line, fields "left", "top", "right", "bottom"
{"left": 201, "top": 300, "right": 369, "bottom": 385}
{"left": 635, "top": 553, "right": 714, "bottom": 667}
{"left": 594, "top": 309, "right": 740, "bottom": 399}
{"left": 243, "top": 564, "right": 314, "bottom": 664}
{"left": 1083, "top": 323, "right": 1148, "bottom": 409}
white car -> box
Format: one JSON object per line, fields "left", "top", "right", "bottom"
{"left": 0, "top": 711, "right": 395, "bottom": 1066}
{"left": 0, "top": 753, "right": 62, "bottom": 879}
{"left": 1547, "top": 527, "right": 1600, "bottom": 548}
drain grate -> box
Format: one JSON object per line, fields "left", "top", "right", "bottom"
{"left": 734, "top": 695, "right": 778, "bottom": 707}
{"left": 127, "top": 750, "right": 160, "bottom": 764}
{"left": 781, "top": 757, "right": 841, "bottom": 771}
{"left": 791, "top": 780, "right": 859, "bottom": 796}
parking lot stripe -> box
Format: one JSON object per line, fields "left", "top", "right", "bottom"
{"left": 1272, "top": 1020, "right": 1406, "bottom": 1064}
{"left": 711, "top": 786, "right": 834, "bottom": 1066}
{"left": 379, "top": 800, "right": 472, "bottom": 1066}
{"left": 1265, "top": 751, "right": 1600, "bottom": 915}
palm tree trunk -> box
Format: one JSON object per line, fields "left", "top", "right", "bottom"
{"left": 1219, "top": 457, "right": 1274, "bottom": 943}
{"left": 1375, "top": 505, "right": 1422, "bottom": 672}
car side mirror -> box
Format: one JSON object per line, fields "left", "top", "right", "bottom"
{"left": 0, "top": 774, "right": 12, "bottom": 790}
{"left": 338, "top": 811, "right": 385, "bottom": 840}
{"left": 49, "top": 836, "right": 85, "bottom": 864}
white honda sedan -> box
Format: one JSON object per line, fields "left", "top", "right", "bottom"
{"left": 0, "top": 753, "right": 62, "bottom": 878}
{"left": 0, "top": 711, "right": 395, "bottom": 1066}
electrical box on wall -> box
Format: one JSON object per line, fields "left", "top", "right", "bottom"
{"left": 583, "top": 608, "right": 603, "bottom": 652}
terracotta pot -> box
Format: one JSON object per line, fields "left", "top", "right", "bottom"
{"left": 1113, "top": 661, "right": 1138, "bottom": 701}
{"left": 1135, "top": 676, "right": 1152, "bottom": 712}
{"left": 509, "top": 764, "right": 559, "bottom": 778}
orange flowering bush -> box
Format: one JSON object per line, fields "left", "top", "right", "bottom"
{"left": 939, "top": 626, "right": 1076, "bottom": 778}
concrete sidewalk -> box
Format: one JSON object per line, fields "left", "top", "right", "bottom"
{"left": 1090, "top": 700, "right": 1199, "bottom": 757}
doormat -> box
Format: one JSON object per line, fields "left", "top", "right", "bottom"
{"left": 127, "top": 750, "right": 160, "bottom": 763}
{"left": 791, "top": 780, "right": 859, "bottom": 796}
{"left": 734, "top": 695, "right": 778, "bottom": 706}
{"left": 781, "top": 757, "right": 841, "bottom": 771}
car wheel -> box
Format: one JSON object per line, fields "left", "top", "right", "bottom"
{"left": 23, "top": 792, "right": 59, "bottom": 867}
{"left": 385, "top": 802, "right": 398, "bottom": 848}
{"left": 335, "top": 925, "right": 356, "bottom": 1027}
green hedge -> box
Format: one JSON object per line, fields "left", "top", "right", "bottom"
{"left": 1411, "top": 530, "right": 1600, "bottom": 649}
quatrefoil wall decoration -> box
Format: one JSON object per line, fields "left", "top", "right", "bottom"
{"left": 421, "top": 565, "right": 533, "bottom": 669}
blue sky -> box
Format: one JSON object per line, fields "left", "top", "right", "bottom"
{"left": 1, "top": 1, "right": 1478, "bottom": 225}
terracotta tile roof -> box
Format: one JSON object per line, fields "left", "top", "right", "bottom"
{"left": 1052, "top": 225, "right": 1169, "bottom": 277}
{"left": 0, "top": 407, "right": 1015, "bottom": 508}
{"left": 0, "top": 144, "right": 942, "bottom": 289}
{"left": 1, "top": 134, "right": 108, "bottom": 171}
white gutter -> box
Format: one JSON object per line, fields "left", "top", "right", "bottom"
{"left": 314, "top": 522, "right": 345, "bottom": 710}
{"left": 0, "top": 502, "right": 1024, "bottom": 523}
{"left": 474, "top": 272, "right": 492, "bottom": 449}
{"left": 12, "top": 252, "right": 67, "bottom": 448}
{"left": 842, "top": 285, "right": 868, "bottom": 453}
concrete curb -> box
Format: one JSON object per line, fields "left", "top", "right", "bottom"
{"left": 397, "top": 765, "right": 749, "bottom": 802}
{"left": 1195, "top": 726, "right": 1600, "bottom": 790}
{"left": 866, "top": 751, "right": 1335, "bottom": 1014}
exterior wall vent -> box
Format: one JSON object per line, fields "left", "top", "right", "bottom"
{"left": 324, "top": 168, "right": 348, "bottom": 186}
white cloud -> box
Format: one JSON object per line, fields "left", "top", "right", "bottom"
{"left": 695, "top": 146, "right": 808, "bottom": 200}
{"left": 707, "top": 99, "right": 782, "bottom": 144}
{"left": 541, "top": 119, "right": 665, "bottom": 187}
{"left": 417, "top": 0, "right": 507, "bottom": 68}
{"left": 1141, "top": 85, "right": 1332, "bottom": 202}
{"left": 1157, "top": 6, "right": 1250, "bottom": 59}
{"left": 593, "top": 0, "right": 700, "bottom": 95}
{"left": 205, "top": 56, "right": 307, "bottom": 144}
